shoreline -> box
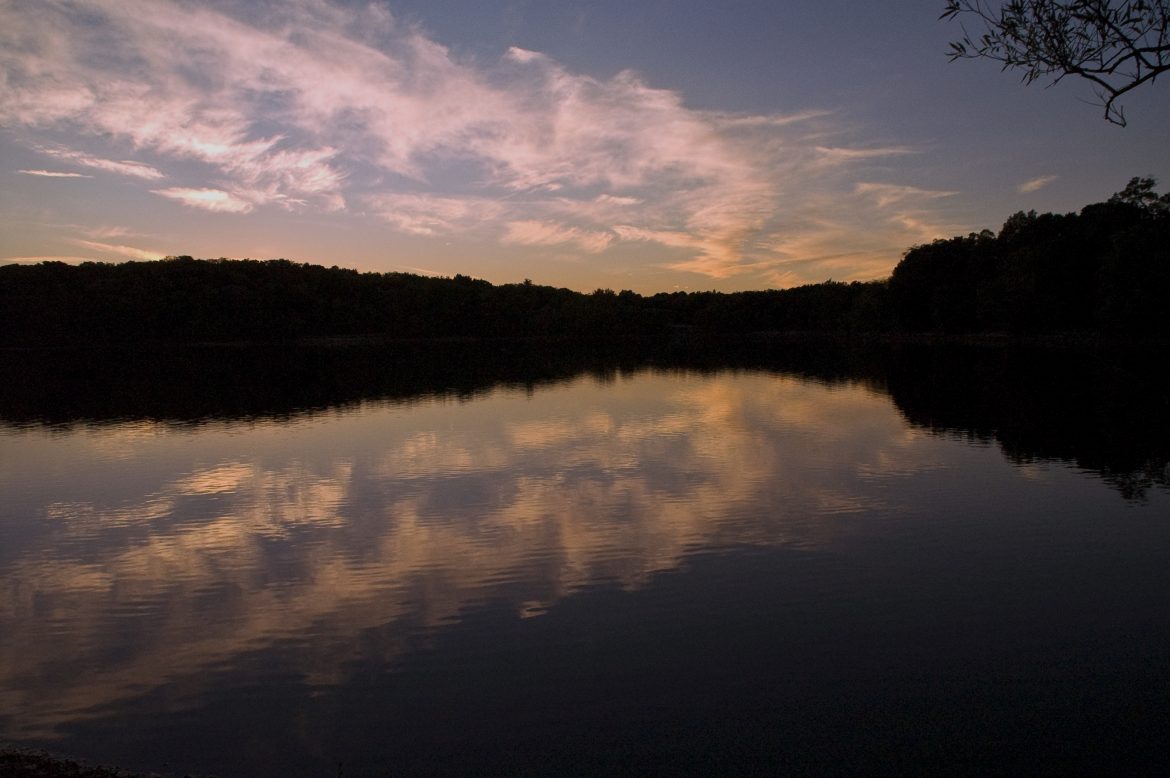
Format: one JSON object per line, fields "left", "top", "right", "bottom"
{"left": 3, "top": 328, "right": 1168, "bottom": 353}
{"left": 0, "top": 748, "right": 151, "bottom": 778}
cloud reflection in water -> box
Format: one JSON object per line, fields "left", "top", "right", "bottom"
{"left": 1, "top": 369, "right": 943, "bottom": 739}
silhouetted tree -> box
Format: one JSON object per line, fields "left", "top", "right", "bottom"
{"left": 890, "top": 230, "right": 998, "bottom": 332}
{"left": 942, "top": 0, "right": 1170, "bottom": 124}
{"left": 889, "top": 177, "right": 1169, "bottom": 335}
{"left": 1108, "top": 175, "right": 1170, "bottom": 212}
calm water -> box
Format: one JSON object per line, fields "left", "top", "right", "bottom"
{"left": 2, "top": 346, "right": 1169, "bottom": 775}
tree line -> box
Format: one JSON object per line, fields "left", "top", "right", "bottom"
{"left": 0, "top": 255, "right": 884, "bottom": 346}
{"left": 1, "top": 178, "right": 1167, "bottom": 345}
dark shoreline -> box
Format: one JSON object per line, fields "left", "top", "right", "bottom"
{"left": 3, "top": 333, "right": 1167, "bottom": 502}
{"left": 4, "top": 327, "right": 1168, "bottom": 352}
{"left": 0, "top": 748, "right": 151, "bottom": 778}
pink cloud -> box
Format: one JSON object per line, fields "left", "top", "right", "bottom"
{"left": 366, "top": 194, "right": 506, "bottom": 235}
{"left": 152, "top": 188, "right": 254, "bottom": 214}
{"left": 0, "top": 0, "right": 964, "bottom": 287}
{"left": 18, "top": 170, "right": 92, "bottom": 178}
{"left": 33, "top": 147, "right": 165, "bottom": 180}
{"left": 69, "top": 239, "right": 166, "bottom": 260}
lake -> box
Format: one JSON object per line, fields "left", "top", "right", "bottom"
{"left": 2, "top": 342, "right": 1168, "bottom": 775}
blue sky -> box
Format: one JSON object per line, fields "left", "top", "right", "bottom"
{"left": 2, "top": 0, "right": 1167, "bottom": 292}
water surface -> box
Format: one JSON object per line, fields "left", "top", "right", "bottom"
{"left": 2, "top": 347, "right": 1168, "bottom": 774}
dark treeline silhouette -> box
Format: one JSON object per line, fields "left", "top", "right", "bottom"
{"left": 890, "top": 176, "right": 1170, "bottom": 335}
{"left": 0, "top": 178, "right": 1165, "bottom": 346}
{"left": 0, "top": 260, "right": 666, "bottom": 345}
{"left": 0, "top": 257, "right": 886, "bottom": 346}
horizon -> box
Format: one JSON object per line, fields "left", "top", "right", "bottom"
{"left": 0, "top": 252, "right": 893, "bottom": 294}
{"left": 2, "top": 1, "right": 1168, "bottom": 294}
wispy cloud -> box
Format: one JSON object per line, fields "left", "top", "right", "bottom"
{"left": 502, "top": 221, "right": 614, "bottom": 253}
{"left": 366, "top": 194, "right": 506, "bottom": 235}
{"left": 854, "top": 182, "right": 958, "bottom": 209}
{"left": 18, "top": 169, "right": 93, "bottom": 178}
{"left": 1018, "top": 175, "right": 1058, "bottom": 193}
{"left": 152, "top": 188, "right": 255, "bottom": 214}
{"left": 69, "top": 239, "right": 165, "bottom": 260}
{"left": 85, "top": 225, "right": 143, "bottom": 240}
{"left": 33, "top": 147, "right": 165, "bottom": 180}
{"left": 813, "top": 146, "right": 916, "bottom": 166}
{"left": 0, "top": 0, "right": 963, "bottom": 287}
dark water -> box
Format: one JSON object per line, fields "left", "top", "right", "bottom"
{"left": 2, "top": 344, "right": 1168, "bottom": 775}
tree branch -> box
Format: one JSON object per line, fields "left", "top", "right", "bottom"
{"left": 942, "top": 0, "right": 1170, "bottom": 125}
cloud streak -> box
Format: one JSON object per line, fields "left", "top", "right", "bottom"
{"left": 152, "top": 187, "right": 255, "bottom": 214}
{"left": 18, "top": 169, "right": 93, "bottom": 178}
{"left": 854, "top": 182, "right": 958, "bottom": 209}
{"left": 33, "top": 147, "right": 166, "bottom": 180}
{"left": 1018, "top": 175, "right": 1058, "bottom": 193}
{"left": 69, "top": 239, "right": 166, "bottom": 261}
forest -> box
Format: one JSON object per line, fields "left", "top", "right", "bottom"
{"left": 1, "top": 178, "right": 1167, "bottom": 346}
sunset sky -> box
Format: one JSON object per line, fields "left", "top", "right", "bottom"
{"left": 2, "top": 0, "right": 1168, "bottom": 292}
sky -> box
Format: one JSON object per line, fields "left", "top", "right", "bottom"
{"left": 1, "top": 0, "right": 1168, "bottom": 293}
